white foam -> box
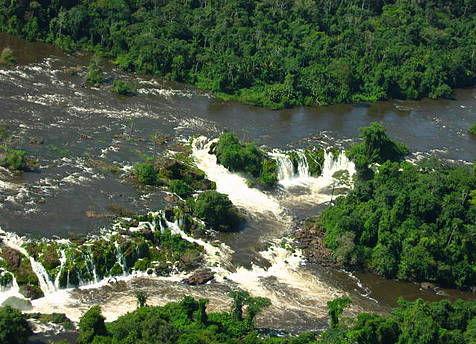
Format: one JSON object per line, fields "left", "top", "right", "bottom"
{"left": 191, "top": 137, "right": 283, "bottom": 217}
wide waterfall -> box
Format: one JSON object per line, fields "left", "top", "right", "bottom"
{"left": 272, "top": 149, "right": 355, "bottom": 188}
{"left": 270, "top": 150, "right": 311, "bottom": 187}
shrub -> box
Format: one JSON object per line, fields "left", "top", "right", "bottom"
{"left": 347, "top": 122, "right": 409, "bottom": 179}
{"left": 112, "top": 79, "right": 137, "bottom": 96}
{"left": 0, "top": 47, "right": 15, "bottom": 65}
{"left": 0, "top": 149, "right": 28, "bottom": 171}
{"left": 168, "top": 179, "right": 193, "bottom": 198}
{"left": 192, "top": 190, "right": 243, "bottom": 231}
{"left": 0, "top": 306, "right": 32, "bottom": 344}
{"left": 469, "top": 124, "right": 476, "bottom": 136}
{"left": 86, "top": 56, "right": 104, "bottom": 86}
{"left": 133, "top": 162, "right": 157, "bottom": 185}
{"left": 214, "top": 132, "right": 277, "bottom": 188}
{"left": 78, "top": 305, "right": 107, "bottom": 344}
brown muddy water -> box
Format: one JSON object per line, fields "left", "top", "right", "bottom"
{"left": 0, "top": 33, "right": 475, "bottom": 334}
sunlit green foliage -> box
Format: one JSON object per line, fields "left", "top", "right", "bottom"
{"left": 0, "top": 47, "right": 15, "bottom": 65}
{"left": 469, "top": 124, "right": 476, "bottom": 136}
{"left": 112, "top": 79, "right": 137, "bottom": 96}
{"left": 2, "top": 1, "right": 474, "bottom": 108}
{"left": 133, "top": 161, "right": 157, "bottom": 185}
{"left": 214, "top": 132, "right": 277, "bottom": 188}
{"left": 322, "top": 124, "right": 475, "bottom": 288}
{"left": 78, "top": 295, "right": 273, "bottom": 343}
{"left": 327, "top": 297, "right": 351, "bottom": 328}
{"left": 78, "top": 305, "right": 107, "bottom": 344}
{"left": 0, "top": 306, "right": 32, "bottom": 344}
{"left": 133, "top": 156, "right": 215, "bottom": 196}
{"left": 86, "top": 56, "right": 104, "bottom": 86}
{"left": 347, "top": 122, "right": 408, "bottom": 179}
{"left": 192, "top": 190, "right": 243, "bottom": 232}
{"left": 0, "top": 148, "right": 28, "bottom": 171}
{"left": 74, "top": 297, "right": 476, "bottom": 344}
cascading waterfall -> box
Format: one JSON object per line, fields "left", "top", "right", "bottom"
{"left": 191, "top": 137, "right": 284, "bottom": 217}
{"left": 270, "top": 150, "right": 311, "bottom": 187}
{"left": 87, "top": 250, "right": 99, "bottom": 284}
{"left": 0, "top": 228, "right": 57, "bottom": 295}
{"left": 29, "top": 258, "right": 56, "bottom": 295}
{"left": 54, "top": 250, "right": 66, "bottom": 290}
{"left": 114, "top": 242, "right": 127, "bottom": 276}
{"left": 272, "top": 149, "right": 355, "bottom": 193}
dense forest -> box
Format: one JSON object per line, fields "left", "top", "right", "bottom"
{"left": 316, "top": 123, "right": 476, "bottom": 289}
{"left": 2, "top": 297, "right": 475, "bottom": 343}
{"left": 1, "top": 0, "right": 475, "bottom": 108}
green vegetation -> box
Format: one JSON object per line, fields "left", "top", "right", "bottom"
{"left": 0, "top": 211, "right": 203, "bottom": 296}
{"left": 21, "top": 215, "right": 203, "bottom": 289}
{"left": 0, "top": 47, "right": 15, "bottom": 65}
{"left": 318, "top": 124, "right": 476, "bottom": 289}
{"left": 78, "top": 305, "right": 107, "bottom": 344}
{"left": 0, "top": 306, "right": 32, "bottom": 344}
{"left": 1, "top": 297, "right": 475, "bottom": 344}
{"left": 0, "top": 148, "right": 28, "bottom": 171}
{"left": 86, "top": 56, "right": 104, "bottom": 86}
{"left": 78, "top": 293, "right": 274, "bottom": 344}
{"left": 192, "top": 191, "right": 243, "bottom": 232}
{"left": 72, "top": 297, "right": 476, "bottom": 344}
{"left": 0, "top": 247, "right": 43, "bottom": 299}
{"left": 320, "top": 298, "right": 476, "bottom": 344}
{"left": 327, "top": 296, "right": 351, "bottom": 329}
{"left": 347, "top": 122, "right": 409, "bottom": 179}
{"left": 213, "top": 132, "right": 277, "bottom": 188}
{"left": 133, "top": 155, "right": 216, "bottom": 197}
{"left": 469, "top": 124, "right": 476, "bottom": 136}
{"left": 132, "top": 152, "right": 243, "bottom": 231}
{"left": 112, "top": 79, "right": 137, "bottom": 96}
{"left": 2, "top": 1, "right": 475, "bottom": 109}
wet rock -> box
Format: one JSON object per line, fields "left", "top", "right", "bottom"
{"left": 420, "top": 282, "right": 436, "bottom": 290}
{"left": 1, "top": 247, "right": 22, "bottom": 269}
{"left": 182, "top": 268, "right": 214, "bottom": 286}
{"left": 155, "top": 262, "right": 172, "bottom": 276}
{"left": 1, "top": 296, "right": 33, "bottom": 311}
{"left": 19, "top": 284, "right": 44, "bottom": 300}
{"left": 29, "top": 136, "right": 44, "bottom": 145}
{"left": 294, "top": 220, "right": 337, "bottom": 268}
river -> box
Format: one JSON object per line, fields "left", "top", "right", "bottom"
{"left": 0, "top": 33, "right": 475, "bottom": 334}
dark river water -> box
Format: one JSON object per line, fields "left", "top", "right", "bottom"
{"left": 0, "top": 33, "right": 475, "bottom": 332}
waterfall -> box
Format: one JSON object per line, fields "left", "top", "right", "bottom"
{"left": 54, "top": 250, "right": 67, "bottom": 289}
{"left": 86, "top": 250, "right": 99, "bottom": 284}
{"left": 320, "top": 150, "right": 355, "bottom": 183}
{"left": 270, "top": 150, "right": 310, "bottom": 187}
{"left": 29, "top": 257, "right": 56, "bottom": 295}
{"left": 191, "top": 137, "right": 283, "bottom": 217}
{"left": 114, "top": 242, "right": 127, "bottom": 276}
{"left": 271, "top": 152, "right": 295, "bottom": 181}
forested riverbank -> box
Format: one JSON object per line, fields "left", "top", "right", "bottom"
{"left": 2, "top": 296, "right": 476, "bottom": 344}
{"left": 1, "top": 0, "right": 475, "bottom": 108}
{"left": 298, "top": 123, "right": 476, "bottom": 290}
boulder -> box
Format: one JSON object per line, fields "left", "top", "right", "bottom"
{"left": 1, "top": 247, "right": 22, "bottom": 268}
{"left": 420, "top": 282, "right": 436, "bottom": 290}
{"left": 19, "top": 285, "right": 44, "bottom": 300}
{"left": 1, "top": 296, "right": 33, "bottom": 311}
{"left": 182, "top": 268, "right": 214, "bottom": 286}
